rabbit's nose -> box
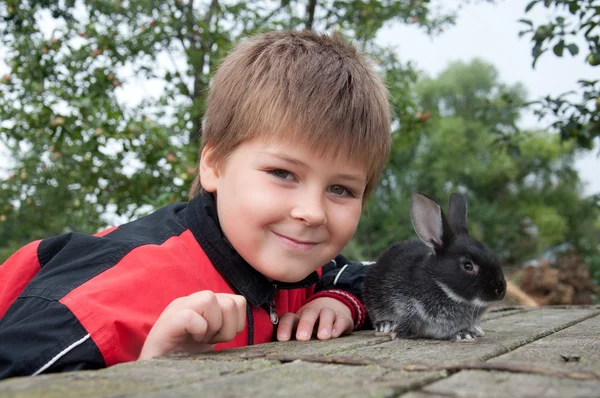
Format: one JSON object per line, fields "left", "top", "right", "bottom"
{"left": 494, "top": 281, "right": 506, "bottom": 298}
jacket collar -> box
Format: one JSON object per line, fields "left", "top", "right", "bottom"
{"left": 183, "top": 193, "right": 319, "bottom": 307}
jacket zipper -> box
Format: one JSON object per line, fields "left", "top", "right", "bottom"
{"left": 268, "top": 300, "right": 279, "bottom": 325}
{"left": 268, "top": 284, "right": 279, "bottom": 325}
{"left": 267, "top": 278, "right": 314, "bottom": 326}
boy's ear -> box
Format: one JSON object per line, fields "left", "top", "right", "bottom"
{"left": 199, "top": 146, "right": 219, "bottom": 193}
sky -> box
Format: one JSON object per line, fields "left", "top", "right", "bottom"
{"left": 1, "top": 0, "right": 598, "bottom": 195}
{"left": 376, "top": 0, "right": 600, "bottom": 195}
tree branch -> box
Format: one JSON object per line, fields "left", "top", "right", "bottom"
{"left": 190, "top": 0, "right": 220, "bottom": 144}
{"left": 306, "top": 0, "right": 317, "bottom": 30}
{"left": 166, "top": 46, "right": 192, "bottom": 100}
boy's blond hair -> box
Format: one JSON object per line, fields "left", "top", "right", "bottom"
{"left": 189, "top": 30, "right": 391, "bottom": 200}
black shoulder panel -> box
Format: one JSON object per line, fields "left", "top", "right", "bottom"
{"left": 26, "top": 203, "right": 188, "bottom": 301}
{"left": 0, "top": 296, "right": 105, "bottom": 379}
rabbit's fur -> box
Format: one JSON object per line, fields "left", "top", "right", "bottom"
{"left": 363, "top": 191, "right": 506, "bottom": 341}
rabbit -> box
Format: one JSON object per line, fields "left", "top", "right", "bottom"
{"left": 363, "top": 191, "right": 506, "bottom": 341}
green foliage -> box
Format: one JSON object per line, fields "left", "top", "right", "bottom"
{"left": 587, "top": 251, "right": 600, "bottom": 299}
{"left": 0, "top": 0, "right": 468, "bottom": 259}
{"left": 352, "top": 59, "right": 600, "bottom": 266}
{"left": 1, "top": 0, "right": 597, "bottom": 279}
{"left": 519, "top": 0, "right": 600, "bottom": 146}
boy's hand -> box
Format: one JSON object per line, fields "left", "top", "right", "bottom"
{"left": 139, "top": 291, "right": 246, "bottom": 360}
{"left": 276, "top": 297, "right": 353, "bottom": 342}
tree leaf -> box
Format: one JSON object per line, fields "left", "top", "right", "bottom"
{"left": 519, "top": 19, "right": 533, "bottom": 27}
{"left": 553, "top": 40, "right": 565, "bottom": 57}
{"left": 566, "top": 43, "right": 579, "bottom": 56}
{"left": 525, "top": 1, "right": 539, "bottom": 13}
{"left": 518, "top": 30, "right": 532, "bottom": 37}
{"left": 568, "top": 2, "right": 579, "bottom": 14}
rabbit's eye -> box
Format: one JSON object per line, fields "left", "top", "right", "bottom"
{"left": 460, "top": 260, "right": 479, "bottom": 275}
{"left": 459, "top": 257, "right": 478, "bottom": 274}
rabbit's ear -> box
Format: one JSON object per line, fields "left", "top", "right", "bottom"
{"left": 410, "top": 191, "right": 447, "bottom": 250}
{"left": 449, "top": 193, "right": 469, "bottom": 236}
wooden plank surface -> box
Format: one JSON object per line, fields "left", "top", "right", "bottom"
{"left": 0, "top": 307, "right": 598, "bottom": 398}
{"left": 0, "top": 359, "right": 280, "bottom": 398}
{"left": 347, "top": 308, "right": 599, "bottom": 365}
{"left": 403, "top": 370, "right": 600, "bottom": 398}
{"left": 403, "top": 309, "right": 600, "bottom": 397}
{"left": 127, "top": 362, "right": 438, "bottom": 398}
{"left": 486, "top": 312, "right": 600, "bottom": 373}
{"left": 482, "top": 307, "right": 531, "bottom": 320}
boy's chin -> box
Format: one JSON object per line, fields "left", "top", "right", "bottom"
{"left": 260, "top": 268, "right": 316, "bottom": 284}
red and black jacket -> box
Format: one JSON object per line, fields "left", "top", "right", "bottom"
{"left": 0, "top": 194, "right": 367, "bottom": 380}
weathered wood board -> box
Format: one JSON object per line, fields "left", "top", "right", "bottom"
{"left": 0, "top": 306, "right": 598, "bottom": 398}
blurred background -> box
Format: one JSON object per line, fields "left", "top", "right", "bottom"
{"left": 1, "top": 0, "right": 599, "bottom": 304}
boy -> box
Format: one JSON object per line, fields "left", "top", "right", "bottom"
{"left": 0, "top": 30, "right": 391, "bottom": 379}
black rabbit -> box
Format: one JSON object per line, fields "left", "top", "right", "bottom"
{"left": 363, "top": 191, "right": 506, "bottom": 341}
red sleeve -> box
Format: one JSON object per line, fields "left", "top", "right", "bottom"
{"left": 0, "top": 240, "right": 42, "bottom": 318}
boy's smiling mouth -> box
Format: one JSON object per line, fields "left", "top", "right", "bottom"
{"left": 271, "top": 231, "right": 322, "bottom": 251}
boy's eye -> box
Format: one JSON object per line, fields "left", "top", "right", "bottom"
{"left": 268, "top": 169, "right": 294, "bottom": 180}
{"left": 328, "top": 185, "right": 353, "bottom": 197}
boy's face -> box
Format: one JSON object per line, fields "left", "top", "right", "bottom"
{"left": 200, "top": 138, "right": 367, "bottom": 283}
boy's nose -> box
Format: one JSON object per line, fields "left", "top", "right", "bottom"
{"left": 290, "top": 194, "right": 327, "bottom": 226}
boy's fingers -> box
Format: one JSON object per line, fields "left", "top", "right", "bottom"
{"left": 183, "top": 291, "right": 223, "bottom": 341}
{"left": 139, "top": 292, "right": 246, "bottom": 360}
{"left": 172, "top": 309, "right": 215, "bottom": 354}
{"left": 227, "top": 294, "right": 247, "bottom": 333}
{"left": 277, "top": 312, "right": 300, "bottom": 341}
{"left": 141, "top": 292, "right": 247, "bottom": 360}
{"left": 218, "top": 293, "right": 246, "bottom": 335}
{"left": 332, "top": 315, "right": 354, "bottom": 338}
{"left": 315, "top": 308, "right": 336, "bottom": 340}
{"left": 181, "top": 308, "right": 209, "bottom": 340}
{"left": 295, "top": 307, "right": 320, "bottom": 341}
{"left": 209, "top": 295, "right": 244, "bottom": 343}
{"left": 139, "top": 308, "right": 208, "bottom": 360}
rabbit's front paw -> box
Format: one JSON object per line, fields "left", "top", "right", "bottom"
{"left": 469, "top": 325, "right": 485, "bottom": 337}
{"left": 374, "top": 321, "right": 395, "bottom": 336}
{"left": 452, "top": 331, "right": 477, "bottom": 341}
